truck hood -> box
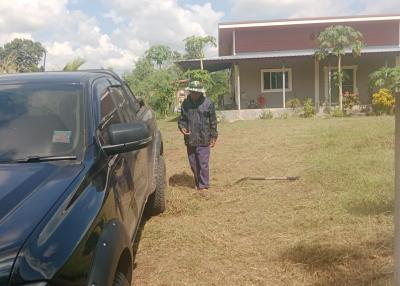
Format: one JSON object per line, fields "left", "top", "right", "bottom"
{"left": 0, "top": 162, "right": 83, "bottom": 285}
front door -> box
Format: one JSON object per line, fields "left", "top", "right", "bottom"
{"left": 326, "top": 67, "right": 356, "bottom": 106}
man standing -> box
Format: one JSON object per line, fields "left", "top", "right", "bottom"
{"left": 178, "top": 81, "right": 218, "bottom": 194}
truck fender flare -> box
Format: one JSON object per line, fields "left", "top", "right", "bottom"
{"left": 87, "top": 219, "right": 133, "bottom": 286}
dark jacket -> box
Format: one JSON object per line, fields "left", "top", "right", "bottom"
{"left": 178, "top": 95, "right": 218, "bottom": 146}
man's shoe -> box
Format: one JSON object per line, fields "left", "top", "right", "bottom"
{"left": 197, "top": 188, "right": 210, "bottom": 198}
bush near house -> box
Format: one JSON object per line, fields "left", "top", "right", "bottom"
{"left": 286, "top": 98, "right": 302, "bottom": 110}
{"left": 369, "top": 66, "right": 400, "bottom": 94}
{"left": 343, "top": 92, "right": 360, "bottom": 111}
{"left": 303, "top": 98, "right": 315, "bottom": 118}
{"left": 372, "top": 88, "right": 395, "bottom": 115}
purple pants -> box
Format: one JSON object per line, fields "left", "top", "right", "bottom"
{"left": 187, "top": 145, "right": 210, "bottom": 189}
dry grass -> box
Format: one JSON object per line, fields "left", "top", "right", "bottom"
{"left": 133, "top": 116, "right": 394, "bottom": 286}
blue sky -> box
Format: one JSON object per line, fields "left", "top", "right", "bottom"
{"left": 0, "top": 0, "right": 399, "bottom": 72}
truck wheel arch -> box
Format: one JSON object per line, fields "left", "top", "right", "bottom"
{"left": 87, "top": 219, "right": 133, "bottom": 286}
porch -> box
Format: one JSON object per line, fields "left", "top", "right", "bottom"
{"left": 176, "top": 46, "right": 400, "bottom": 119}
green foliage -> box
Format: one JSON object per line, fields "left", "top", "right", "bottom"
{"left": 286, "top": 98, "right": 301, "bottom": 110}
{"left": 184, "top": 35, "right": 217, "bottom": 59}
{"left": 0, "top": 52, "right": 17, "bottom": 73}
{"left": 0, "top": 38, "right": 46, "bottom": 72}
{"left": 372, "top": 88, "right": 395, "bottom": 115}
{"left": 184, "top": 69, "right": 212, "bottom": 89}
{"left": 315, "top": 25, "right": 364, "bottom": 60}
{"left": 124, "top": 50, "right": 182, "bottom": 116}
{"left": 331, "top": 70, "right": 350, "bottom": 88}
{"left": 303, "top": 98, "right": 315, "bottom": 118}
{"left": 343, "top": 92, "right": 360, "bottom": 111}
{"left": 369, "top": 66, "right": 400, "bottom": 94}
{"left": 184, "top": 69, "right": 230, "bottom": 105}
{"left": 259, "top": 110, "right": 273, "bottom": 120}
{"left": 145, "top": 45, "right": 173, "bottom": 69}
{"left": 63, "top": 57, "right": 86, "bottom": 71}
{"left": 330, "top": 106, "right": 345, "bottom": 117}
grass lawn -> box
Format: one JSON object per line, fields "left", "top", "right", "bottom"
{"left": 133, "top": 116, "right": 394, "bottom": 286}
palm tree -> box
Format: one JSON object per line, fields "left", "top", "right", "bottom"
{"left": 63, "top": 57, "right": 86, "bottom": 71}
{"left": 315, "top": 25, "right": 364, "bottom": 110}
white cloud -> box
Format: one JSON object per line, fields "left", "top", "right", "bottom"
{"left": 105, "top": 0, "right": 223, "bottom": 53}
{"left": 0, "top": 0, "right": 223, "bottom": 72}
{"left": 103, "top": 10, "right": 125, "bottom": 24}
{"left": 230, "top": 0, "right": 400, "bottom": 20}
{"left": 231, "top": 0, "right": 349, "bottom": 20}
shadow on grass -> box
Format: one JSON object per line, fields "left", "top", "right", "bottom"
{"left": 169, "top": 172, "right": 194, "bottom": 188}
{"left": 282, "top": 238, "right": 393, "bottom": 286}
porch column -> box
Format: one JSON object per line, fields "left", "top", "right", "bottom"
{"left": 282, "top": 63, "right": 286, "bottom": 108}
{"left": 314, "top": 59, "right": 320, "bottom": 112}
{"left": 234, "top": 64, "right": 241, "bottom": 110}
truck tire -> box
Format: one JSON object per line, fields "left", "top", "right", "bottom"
{"left": 112, "top": 272, "right": 130, "bottom": 286}
{"left": 147, "top": 155, "right": 166, "bottom": 215}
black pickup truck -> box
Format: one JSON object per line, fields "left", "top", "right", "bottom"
{"left": 0, "top": 70, "right": 166, "bottom": 286}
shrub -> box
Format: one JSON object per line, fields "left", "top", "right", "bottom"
{"left": 286, "top": 98, "right": 301, "bottom": 110}
{"left": 369, "top": 66, "right": 400, "bottom": 94}
{"left": 260, "top": 110, "right": 273, "bottom": 120}
{"left": 330, "top": 106, "right": 344, "bottom": 117}
{"left": 372, "top": 88, "right": 395, "bottom": 115}
{"left": 343, "top": 92, "right": 360, "bottom": 111}
{"left": 303, "top": 98, "right": 315, "bottom": 118}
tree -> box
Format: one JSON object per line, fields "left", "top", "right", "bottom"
{"left": 124, "top": 54, "right": 182, "bottom": 116}
{"left": 209, "top": 70, "right": 230, "bottom": 105}
{"left": 369, "top": 66, "right": 400, "bottom": 94}
{"left": 315, "top": 25, "right": 364, "bottom": 110}
{"left": 184, "top": 69, "right": 230, "bottom": 106}
{"left": 0, "top": 52, "right": 17, "bottom": 73}
{"left": 1, "top": 39, "right": 46, "bottom": 72}
{"left": 184, "top": 35, "right": 217, "bottom": 70}
{"left": 63, "top": 57, "right": 86, "bottom": 71}
{"left": 145, "top": 45, "right": 173, "bottom": 69}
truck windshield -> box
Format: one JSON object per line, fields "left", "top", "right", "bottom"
{"left": 0, "top": 83, "right": 84, "bottom": 162}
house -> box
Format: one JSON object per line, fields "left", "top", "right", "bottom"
{"left": 177, "top": 14, "right": 400, "bottom": 120}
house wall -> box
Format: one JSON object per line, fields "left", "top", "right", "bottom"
{"left": 235, "top": 53, "right": 398, "bottom": 108}
{"left": 238, "top": 57, "right": 315, "bottom": 108}
{"left": 219, "top": 20, "right": 400, "bottom": 56}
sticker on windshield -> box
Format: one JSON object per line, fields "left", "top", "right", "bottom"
{"left": 52, "top": 131, "right": 72, "bottom": 144}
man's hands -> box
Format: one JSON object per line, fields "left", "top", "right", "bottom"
{"left": 180, "top": 128, "right": 191, "bottom": 135}
{"left": 209, "top": 138, "right": 216, "bottom": 148}
{"left": 180, "top": 128, "right": 216, "bottom": 148}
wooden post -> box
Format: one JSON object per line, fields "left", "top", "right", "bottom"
{"left": 282, "top": 63, "right": 286, "bottom": 108}
{"left": 328, "top": 64, "right": 332, "bottom": 108}
{"left": 395, "top": 91, "right": 400, "bottom": 285}
{"left": 314, "top": 58, "right": 320, "bottom": 112}
{"left": 234, "top": 64, "right": 241, "bottom": 110}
